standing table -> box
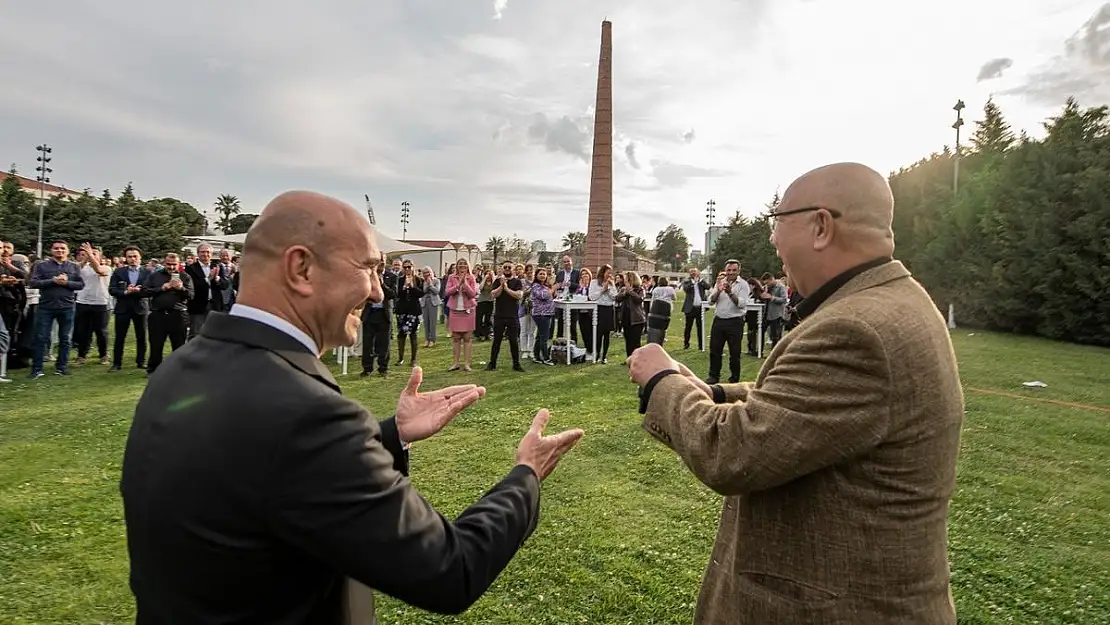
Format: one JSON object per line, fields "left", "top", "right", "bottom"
{"left": 554, "top": 299, "right": 599, "bottom": 364}
{"left": 700, "top": 301, "right": 766, "bottom": 358}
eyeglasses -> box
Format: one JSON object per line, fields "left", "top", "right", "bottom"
{"left": 765, "top": 206, "right": 841, "bottom": 231}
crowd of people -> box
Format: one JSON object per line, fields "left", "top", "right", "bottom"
{"left": 0, "top": 231, "right": 806, "bottom": 386}
{"left": 356, "top": 253, "right": 804, "bottom": 384}
{"left": 0, "top": 239, "right": 237, "bottom": 381}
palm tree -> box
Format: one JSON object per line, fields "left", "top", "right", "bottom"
{"left": 561, "top": 231, "right": 586, "bottom": 253}
{"left": 214, "top": 194, "right": 241, "bottom": 233}
{"left": 485, "top": 236, "right": 506, "bottom": 263}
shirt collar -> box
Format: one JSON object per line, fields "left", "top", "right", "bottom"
{"left": 794, "top": 256, "right": 891, "bottom": 320}
{"left": 229, "top": 304, "right": 319, "bottom": 356}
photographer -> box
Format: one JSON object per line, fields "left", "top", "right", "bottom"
{"left": 143, "top": 252, "right": 194, "bottom": 374}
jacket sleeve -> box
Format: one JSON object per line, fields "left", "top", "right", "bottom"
{"left": 181, "top": 273, "right": 195, "bottom": 300}
{"left": 66, "top": 264, "right": 85, "bottom": 291}
{"left": 212, "top": 264, "right": 229, "bottom": 290}
{"left": 108, "top": 270, "right": 127, "bottom": 298}
{"left": 28, "top": 263, "right": 53, "bottom": 289}
{"left": 640, "top": 316, "right": 892, "bottom": 495}
{"left": 461, "top": 276, "right": 477, "bottom": 298}
{"left": 270, "top": 395, "right": 541, "bottom": 615}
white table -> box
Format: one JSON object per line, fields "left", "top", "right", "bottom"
{"left": 700, "top": 301, "right": 766, "bottom": 359}
{"left": 554, "top": 300, "right": 598, "bottom": 364}
{"left": 335, "top": 324, "right": 364, "bottom": 376}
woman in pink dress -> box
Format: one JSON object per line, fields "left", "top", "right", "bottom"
{"left": 444, "top": 258, "right": 478, "bottom": 371}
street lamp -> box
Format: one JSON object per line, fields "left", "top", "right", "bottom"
{"left": 400, "top": 201, "right": 411, "bottom": 240}
{"left": 952, "top": 100, "right": 965, "bottom": 194}
{"left": 34, "top": 144, "right": 53, "bottom": 258}
{"left": 706, "top": 199, "right": 716, "bottom": 227}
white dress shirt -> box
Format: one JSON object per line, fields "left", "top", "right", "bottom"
{"left": 229, "top": 304, "right": 319, "bottom": 355}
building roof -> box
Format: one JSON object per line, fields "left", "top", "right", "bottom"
{"left": 0, "top": 171, "right": 82, "bottom": 196}
{"left": 401, "top": 239, "right": 453, "bottom": 248}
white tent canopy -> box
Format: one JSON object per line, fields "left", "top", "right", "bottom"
{"left": 187, "top": 230, "right": 443, "bottom": 255}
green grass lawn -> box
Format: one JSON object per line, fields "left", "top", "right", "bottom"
{"left": 1, "top": 312, "right": 1108, "bottom": 624}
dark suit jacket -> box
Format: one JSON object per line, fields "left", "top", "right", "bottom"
{"left": 109, "top": 266, "right": 152, "bottom": 316}
{"left": 120, "top": 313, "right": 541, "bottom": 625}
{"left": 555, "top": 268, "right": 579, "bottom": 294}
{"left": 681, "top": 278, "right": 710, "bottom": 314}
{"left": 185, "top": 260, "right": 229, "bottom": 315}
{"left": 640, "top": 260, "right": 962, "bottom": 624}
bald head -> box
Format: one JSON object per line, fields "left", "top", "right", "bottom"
{"left": 782, "top": 162, "right": 894, "bottom": 244}
{"left": 236, "top": 190, "right": 382, "bottom": 353}
{"left": 240, "top": 191, "right": 367, "bottom": 275}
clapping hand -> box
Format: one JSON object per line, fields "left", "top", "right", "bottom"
{"left": 395, "top": 366, "right": 486, "bottom": 443}
{"left": 514, "top": 409, "right": 584, "bottom": 480}
{"left": 53, "top": 273, "right": 68, "bottom": 285}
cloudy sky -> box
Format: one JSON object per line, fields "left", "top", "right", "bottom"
{"left": 2, "top": 0, "right": 1108, "bottom": 252}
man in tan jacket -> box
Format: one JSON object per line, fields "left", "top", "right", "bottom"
{"left": 629, "top": 162, "right": 963, "bottom": 624}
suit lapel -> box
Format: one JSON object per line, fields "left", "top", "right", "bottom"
{"left": 199, "top": 313, "right": 340, "bottom": 392}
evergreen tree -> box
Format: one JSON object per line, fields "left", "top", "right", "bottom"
{"left": 970, "top": 98, "right": 1016, "bottom": 154}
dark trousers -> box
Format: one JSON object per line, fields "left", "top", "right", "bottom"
{"left": 113, "top": 311, "right": 148, "bottom": 367}
{"left": 575, "top": 311, "right": 593, "bottom": 352}
{"left": 709, "top": 316, "right": 744, "bottom": 383}
{"left": 361, "top": 308, "right": 390, "bottom": 373}
{"left": 623, "top": 323, "right": 644, "bottom": 357}
{"left": 32, "top": 307, "right": 75, "bottom": 373}
{"left": 556, "top": 311, "right": 580, "bottom": 344}
{"left": 490, "top": 316, "right": 521, "bottom": 366}
{"left": 532, "top": 315, "right": 553, "bottom": 361}
{"left": 766, "top": 317, "right": 784, "bottom": 350}
{"left": 476, "top": 301, "right": 493, "bottom": 339}
{"left": 0, "top": 304, "right": 20, "bottom": 359}
{"left": 746, "top": 309, "right": 762, "bottom": 355}
{"left": 75, "top": 303, "right": 109, "bottom": 359}
{"left": 147, "top": 309, "right": 187, "bottom": 373}
{"left": 683, "top": 311, "right": 703, "bottom": 349}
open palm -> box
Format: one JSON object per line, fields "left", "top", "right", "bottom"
{"left": 395, "top": 366, "right": 486, "bottom": 443}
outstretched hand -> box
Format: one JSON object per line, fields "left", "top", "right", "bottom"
{"left": 514, "top": 409, "right": 584, "bottom": 480}
{"left": 395, "top": 366, "right": 486, "bottom": 443}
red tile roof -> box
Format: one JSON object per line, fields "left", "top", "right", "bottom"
{"left": 0, "top": 171, "right": 82, "bottom": 195}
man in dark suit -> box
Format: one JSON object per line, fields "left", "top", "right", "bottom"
{"left": 680, "top": 267, "right": 710, "bottom": 350}
{"left": 185, "top": 243, "right": 229, "bottom": 338}
{"left": 359, "top": 263, "right": 395, "bottom": 377}
{"left": 120, "top": 190, "right": 584, "bottom": 625}
{"left": 553, "top": 254, "right": 579, "bottom": 343}
{"left": 629, "top": 163, "right": 962, "bottom": 624}
{"left": 142, "top": 252, "right": 193, "bottom": 374}
{"left": 108, "top": 245, "right": 151, "bottom": 370}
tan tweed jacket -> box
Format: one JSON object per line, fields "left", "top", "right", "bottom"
{"left": 643, "top": 260, "right": 963, "bottom": 624}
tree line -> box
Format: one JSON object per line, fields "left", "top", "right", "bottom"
{"left": 0, "top": 171, "right": 259, "bottom": 258}
{"left": 707, "top": 96, "right": 1110, "bottom": 347}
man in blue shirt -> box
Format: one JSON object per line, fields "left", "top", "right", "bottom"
{"left": 27, "top": 240, "right": 85, "bottom": 377}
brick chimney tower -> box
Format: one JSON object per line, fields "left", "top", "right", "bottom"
{"left": 584, "top": 20, "right": 613, "bottom": 272}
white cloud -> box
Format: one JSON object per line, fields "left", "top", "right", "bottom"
{"left": 0, "top": 0, "right": 1105, "bottom": 252}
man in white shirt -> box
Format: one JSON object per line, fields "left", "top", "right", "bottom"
{"left": 74, "top": 243, "right": 111, "bottom": 366}
{"left": 706, "top": 259, "right": 749, "bottom": 384}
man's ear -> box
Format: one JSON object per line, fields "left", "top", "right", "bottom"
{"left": 811, "top": 212, "right": 836, "bottom": 252}
{"left": 283, "top": 245, "right": 315, "bottom": 297}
